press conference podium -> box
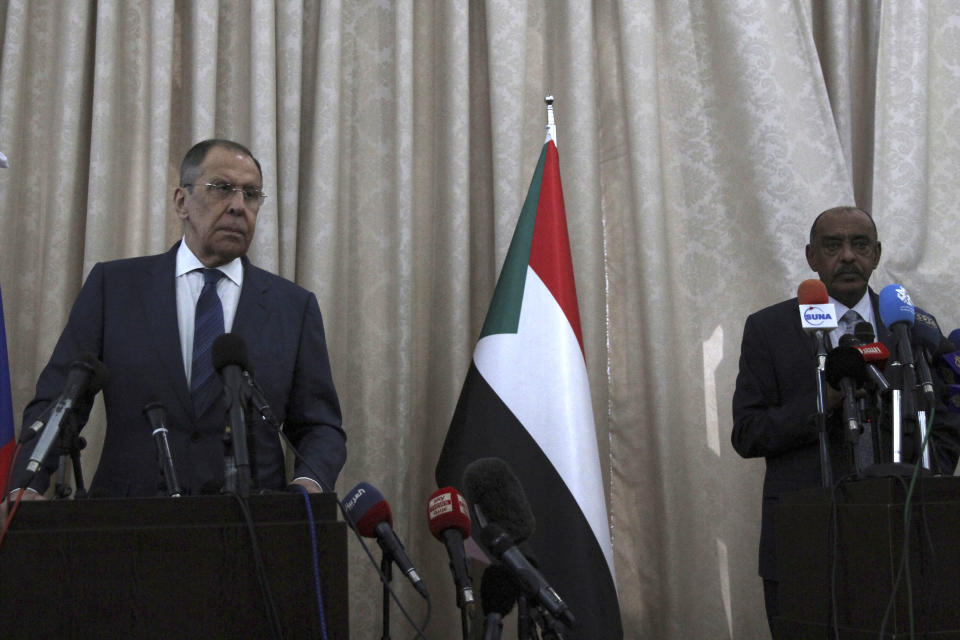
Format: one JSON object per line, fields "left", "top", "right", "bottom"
{"left": 0, "top": 493, "right": 348, "bottom": 638}
{"left": 773, "top": 476, "right": 960, "bottom": 639}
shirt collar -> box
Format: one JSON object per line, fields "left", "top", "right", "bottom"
{"left": 175, "top": 237, "right": 243, "bottom": 287}
{"left": 829, "top": 290, "right": 875, "bottom": 327}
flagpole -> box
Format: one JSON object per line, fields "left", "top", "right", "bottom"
{"left": 545, "top": 95, "right": 556, "bottom": 145}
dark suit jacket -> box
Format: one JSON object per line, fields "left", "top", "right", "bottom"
{"left": 732, "top": 290, "right": 960, "bottom": 580}
{"left": 14, "top": 243, "right": 345, "bottom": 496}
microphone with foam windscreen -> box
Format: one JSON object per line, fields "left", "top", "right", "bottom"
{"left": 841, "top": 327, "right": 891, "bottom": 393}
{"left": 879, "top": 284, "right": 916, "bottom": 367}
{"left": 480, "top": 564, "right": 520, "bottom": 640}
{"left": 911, "top": 307, "right": 948, "bottom": 409}
{"left": 462, "top": 457, "right": 574, "bottom": 630}
{"left": 825, "top": 345, "right": 867, "bottom": 443}
{"left": 211, "top": 333, "right": 252, "bottom": 496}
{"left": 23, "top": 354, "right": 107, "bottom": 485}
{"left": 343, "top": 482, "right": 428, "bottom": 599}
{"left": 427, "top": 487, "right": 475, "bottom": 612}
{"left": 143, "top": 399, "right": 181, "bottom": 497}
{"left": 462, "top": 457, "right": 535, "bottom": 542}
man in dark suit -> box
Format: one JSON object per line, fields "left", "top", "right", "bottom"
{"left": 732, "top": 206, "right": 959, "bottom": 635}
{"left": 4, "top": 139, "right": 344, "bottom": 509}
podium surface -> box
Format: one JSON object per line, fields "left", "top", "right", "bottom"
{"left": 0, "top": 493, "right": 348, "bottom": 639}
{"left": 775, "top": 476, "right": 960, "bottom": 639}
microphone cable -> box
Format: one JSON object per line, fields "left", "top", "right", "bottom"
{"left": 289, "top": 482, "right": 330, "bottom": 640}
{"left": 228, "top": 490, "right": 285, "bottom": 640}
{"left": 273, "top": 424, "right": 431, "bottom": 638}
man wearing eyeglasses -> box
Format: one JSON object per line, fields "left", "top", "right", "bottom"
{"left": 5, "top": 139, "right": 344, "bottom": 507}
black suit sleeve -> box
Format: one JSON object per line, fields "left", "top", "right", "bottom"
{"left": 282, "top": 292, "right": 345, "bottom": 491}
{"left": 14, "top": 263, "right": 106, "bottom": 492}
{"left": 732, "top": 311, "right": 821, "bottom": 459}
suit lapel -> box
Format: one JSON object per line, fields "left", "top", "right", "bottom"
{"left": 232, "top": 258, "right": 271, "bottom": 346}
{"left": 141, "top": 244, "right": 193, "bottom": 417}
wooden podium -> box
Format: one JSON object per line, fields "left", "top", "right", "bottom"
{"left": 774, "top": 476, "right": 960, "bottom": 639}
{"left": 0, "top": 493, "right": 348, "bottom": 638}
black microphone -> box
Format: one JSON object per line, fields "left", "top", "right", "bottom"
{"left": 479, "top": 523, "right": 575, "bottom": 629}
{"left": 462, "top": 457, "right": 574, "bottom": 630}
{"left": 840, "top": 332, "right": 891, "bottom": 393}
{"left": 142, "top": 399, "right": 182, "bottom": 497}
{"left": 342, "top": 482, "right": 429, "bottom": 599}
{"left": 480, "top": 564, "right": 519, "bottom": 640}
{"left": 23, "top": 354, "right": 107, "bottom": 483}
{"left": 462, "top": 457, "right": 535, "bottom": 542}
{"left": 912, "top": 307, "right": 948, "bottom": 409}
{"left": 825, "top": 345, "right": 867, "bottom": 442}
{"left": 211, "top": 333, "right": 252, "bottom": 496}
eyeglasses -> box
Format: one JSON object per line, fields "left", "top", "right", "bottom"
{"left": 185, "top": 181, "right": 267, "bottom": 206}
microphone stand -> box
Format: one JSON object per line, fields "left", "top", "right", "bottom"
{"left": 814, "top": 331, "right": 834, "bottom": 487}
{"left": 381, "top": 553, "right": 393, "bottom": 640}
{"left": 54, "top": 414, "right": 87, "bottom": 500}
{"left": 517, "top": 594, "right": 534, "bottom": 640}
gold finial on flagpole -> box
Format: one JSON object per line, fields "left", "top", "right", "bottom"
{"left": 545, "top": 95, "right": 556, "bottom": 146}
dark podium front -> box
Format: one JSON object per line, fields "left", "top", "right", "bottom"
{"left": 774, "top": 477, "right": 960, "bottom": 639}
{"left": 0, "top": 493, "right": 348, "bottom": 638}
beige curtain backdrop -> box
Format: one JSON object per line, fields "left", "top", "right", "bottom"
{"left": 2, "top": 1, "right": 959, "bottom": 638}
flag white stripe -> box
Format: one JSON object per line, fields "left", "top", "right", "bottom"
{"left": 474, "top": 266, "right": 614, "bottom": 577}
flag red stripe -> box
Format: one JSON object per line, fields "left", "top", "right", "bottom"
{"left": 528, "top": 140, "right": 584, "bottom": 353}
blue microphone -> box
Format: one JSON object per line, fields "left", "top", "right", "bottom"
{"left": 879, "top": 284, "right": 916, "bottom": 367}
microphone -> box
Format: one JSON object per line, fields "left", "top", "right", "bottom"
{"left": 824, "top": 345, "right": 867, "bottom": 441}
{"left": 462, "top": 457, "right": 535, "bottom": 542}
{"left": 878, "top": 284, "right": 916, "bottom": 367}
{"left": 480, "top": 564, "right": 520, "bottom": 640}
{"left": 241, "top": 370, "right": 280, "bottom": 427}
{"left": 797, "top": 279, "right": 839, "bottom": 343}
{"left": 211, "top": 333, "right": 252, "bottom": 496}
{"left": 479, "top": 522, "right": 576, "bottom": 629}
{"left": 342, "top": 482, "right": 429, "bottom": 598}
{"left": 427, "top": 487, "right": 475, "bottom": 610}
{"left": 462, "top": 457, "right": 574, "bottom": 630}
{"left": 797, "top": 279, "right": 837, "bottom": 488}
{"left": 912, "top": 307, "right": 946, "bottom": 408}
{"left": 142, "top": 399, "right": 182, "bottom": 497}
{"left": 840, "top": 332, "right": 891, "bottom": 393}
{"left": 23, "top": 354, "right": 107, "bottom": 482}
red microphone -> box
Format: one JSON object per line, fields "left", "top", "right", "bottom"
{"left": 797, "top": 278, "right": 829, "bottom": 304}
{"left": 427, "top": 487, "right": 475, "bottom": 610}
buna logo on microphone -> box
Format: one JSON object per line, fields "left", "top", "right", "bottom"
{"left": 803, "top": 306, "right": 835, "bottom": 325}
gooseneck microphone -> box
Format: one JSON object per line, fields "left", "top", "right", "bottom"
{"left": 23, "top": 354, "right": 107, "bottom": 484}
{"left": 427, "top": 487, "right": 475, "bottom": 611}
{"left": 343, "top": 482, "right": 429, "bottom": 599}
{"left": 142, "top": 399, "right": 182, "bottom": 497}
{"left": 211, "top": 333, "right": 252, "bottom": 496}
{"left": 480, "top": 564, "right": 520, "bottom": 640}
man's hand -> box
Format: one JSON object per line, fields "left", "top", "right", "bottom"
{"left": 289, "top": 477, "right": 324, "bottom": 494}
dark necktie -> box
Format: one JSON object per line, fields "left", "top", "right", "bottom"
{"left": 191, "top": 268, "right": 225, "bottom": 416}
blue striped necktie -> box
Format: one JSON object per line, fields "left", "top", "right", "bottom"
{"left": 192, "top": 268, "right": 225, "bottom": 416}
